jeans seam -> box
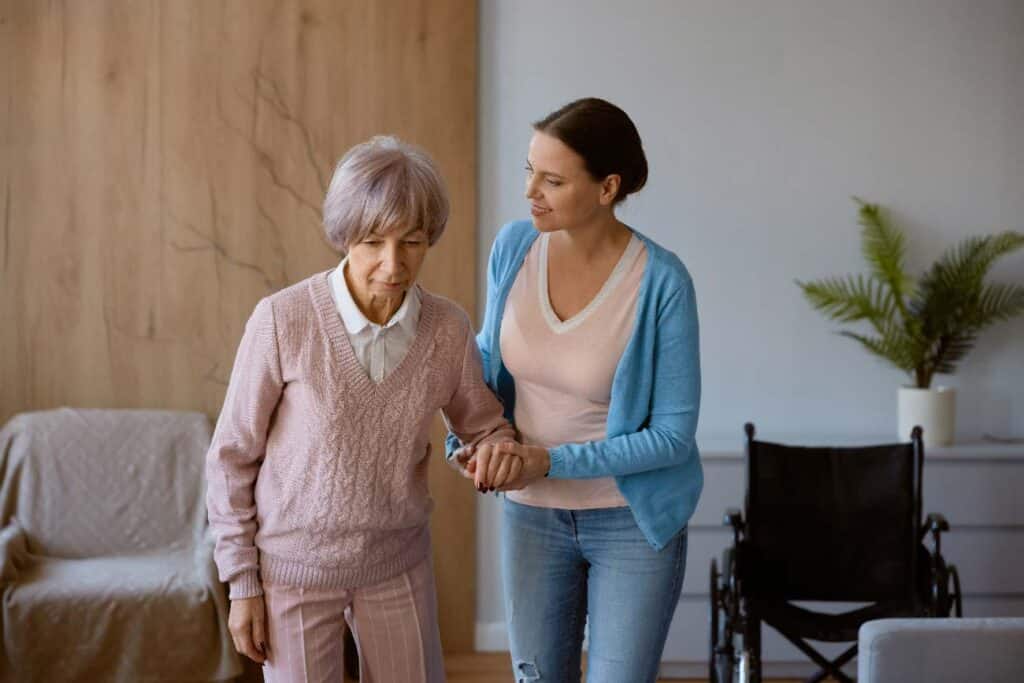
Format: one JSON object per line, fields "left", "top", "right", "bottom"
{"left": 660, "top": 529, "right": 687, "bottom": 635}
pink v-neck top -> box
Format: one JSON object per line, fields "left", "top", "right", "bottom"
{"left": 501, "top": 233, "right": 646, "bottom": 509}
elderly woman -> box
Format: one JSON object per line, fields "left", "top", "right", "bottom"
{"left": 206, "top": 135, "right": 513, "bottom": 682}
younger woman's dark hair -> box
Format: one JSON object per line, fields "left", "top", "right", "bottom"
{"left": 533, "top": 97, "right": 648, "bottom": 205}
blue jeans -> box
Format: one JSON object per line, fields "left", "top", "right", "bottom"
{"left": 500, "top": 499, "right": 687, "bottom": 683}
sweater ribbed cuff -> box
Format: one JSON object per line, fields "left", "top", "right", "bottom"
{"left": 228, "top": 569, "right": 263, "bottom": 600}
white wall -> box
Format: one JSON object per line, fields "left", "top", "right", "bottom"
{"left": 475, "top": 0, "right": 1024, "bottom": 645}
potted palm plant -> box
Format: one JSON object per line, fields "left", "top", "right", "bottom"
{"left": 797, "top": 198, "right": 1024, "bottom": 446}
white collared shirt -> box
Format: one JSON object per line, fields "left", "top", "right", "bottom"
{"left": 327, "top": 258, "right": 421, "bottom": 383}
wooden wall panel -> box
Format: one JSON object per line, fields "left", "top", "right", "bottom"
{"left": 0, "top": 0, "right": 478, "bottom": 652}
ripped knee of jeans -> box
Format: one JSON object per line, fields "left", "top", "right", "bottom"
{"left": 514, "top": 659, "right": 540, "bottom": 682}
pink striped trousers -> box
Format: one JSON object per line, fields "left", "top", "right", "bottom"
{"left": 261, "top": 557, "right": 446, "bottom": 682}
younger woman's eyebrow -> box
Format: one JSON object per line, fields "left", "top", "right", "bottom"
{"left": 526, "top": 160, "right": 565, "bottom": 180}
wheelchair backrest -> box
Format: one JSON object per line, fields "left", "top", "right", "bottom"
{"left": 743, "top": 433, "right": 923, "bottom": 602}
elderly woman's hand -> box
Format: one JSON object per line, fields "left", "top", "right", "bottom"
{"left": 228, "top": 596, "right": 268, "bottom": 664}
{"left": 473, "top": 442, "right": 549, "bottom": 491}
{"left": 449, "top": 445, "right": 477, "bottom": 479}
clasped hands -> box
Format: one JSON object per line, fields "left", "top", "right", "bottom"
{"left": 451, "top": 441, "right": 550, "bottom": 492}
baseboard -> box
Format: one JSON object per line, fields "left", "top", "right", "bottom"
{"left": 659, "top": 660, "right": 857, "bottom": 678}
{"left": 475, "top": 621, "right": 510, "bottom": 651}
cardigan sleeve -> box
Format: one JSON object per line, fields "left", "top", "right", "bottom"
{"left": 205, "top": 297, "right": 284, "bottom": 599}
{"left": 546, "top": 276, "right": 701, "bottom": 479}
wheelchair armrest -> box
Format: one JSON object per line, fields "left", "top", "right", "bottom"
{"left": 922, "top": 512, "right": 951, "bottom": 555}
{"left": 723, "top": 507, "right": 744, "bottom": 544}
{"left": 926, "top": 512, "right": 950, "bottom": 533}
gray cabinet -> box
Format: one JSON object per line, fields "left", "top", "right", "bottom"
{"left": 659, "top": 440, "right": 1024, "bottom": 679}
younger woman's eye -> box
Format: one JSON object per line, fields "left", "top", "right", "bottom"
{"left": 546, "top": 179, "right": 562, "bottom": 187}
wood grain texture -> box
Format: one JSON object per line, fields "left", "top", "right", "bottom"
{"left": 0, "top": 0, "right": 478, "bottom": 652}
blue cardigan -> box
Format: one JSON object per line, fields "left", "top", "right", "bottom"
{"left": 450, "top": 220, "right": 703, "bottom": 550}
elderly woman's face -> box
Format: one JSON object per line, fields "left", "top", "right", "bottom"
{"left": 346, "top": 226, "right": 430, "bottom": 298}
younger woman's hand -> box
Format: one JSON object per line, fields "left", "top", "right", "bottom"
{"left": 474, "top": 442, "right": 549, "bottom": 491}
{"left": 472, "top": 442, "right": 522, "bottom": 491}
{"left": 494, "top": 443, "right": 550, "bottom": 491}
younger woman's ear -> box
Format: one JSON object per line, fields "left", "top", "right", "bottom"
{"left": 599, "top": 174, "right": 621, "bottom": 206}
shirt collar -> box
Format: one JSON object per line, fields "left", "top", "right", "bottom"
{"left": 329, "top": 258, "right": 420, "bottom": 335}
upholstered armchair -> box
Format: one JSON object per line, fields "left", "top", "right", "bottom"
{"left": 0, "top": 408, "right": 240, "bottom": 682}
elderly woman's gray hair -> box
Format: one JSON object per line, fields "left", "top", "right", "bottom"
{"left": 322, "top": 135, "right": 450, "bottom": 252}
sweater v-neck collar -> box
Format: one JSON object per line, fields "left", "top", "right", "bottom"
{"left": 308, "top": 270, "right": 438, "bottom": 397}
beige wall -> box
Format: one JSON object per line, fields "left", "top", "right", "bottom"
{"left": 0, "top": 0, "right": 478, "bottom": 652}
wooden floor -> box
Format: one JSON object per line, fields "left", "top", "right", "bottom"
{"left": 260, "top": 651, "right": 813, "bottom": 683}
{"left": 443, "top": 653, "right": 808, "bottom": 683}
{"left": 247, "top": 649, "right": 818, "bottom": 682}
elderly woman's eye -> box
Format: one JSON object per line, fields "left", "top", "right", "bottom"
{"left": 524, "top": 166, "right": 533, "bottom": 176}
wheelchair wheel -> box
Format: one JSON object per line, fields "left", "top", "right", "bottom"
{"left": 710, "top": 558, "right": 720, "bottom": 683}
{"left": 928, "top": 552, "right": 945, "bottom": 616}
{"left": 948, "top": 564, "right": 963, "bottom": 617}
{"left": 710, "top": 552, "right": 738, "bottom": 683}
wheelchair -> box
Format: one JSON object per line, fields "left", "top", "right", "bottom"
{"left": 709, "top": 423, "right": 962, "bottom": 683}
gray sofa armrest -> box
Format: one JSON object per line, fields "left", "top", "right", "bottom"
{"left": 858, "top": 618, "right": 1024, "bottom": 683}
{"left": 0, "top": 521, "right": 28, "bottom": 584}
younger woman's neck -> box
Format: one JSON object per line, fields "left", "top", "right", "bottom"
{"left": 550, "top": 213, "right": 630, "bottom": 262}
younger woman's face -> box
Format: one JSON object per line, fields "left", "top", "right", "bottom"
{"left": 524, "top": 131, "right": 617, "bottom": 232}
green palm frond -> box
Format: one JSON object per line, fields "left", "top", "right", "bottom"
{"left": 929, "top": 231, "right": 1023, "bottom": 293}
{"left": 913, "top": 231, "right": 1024, "bottom": 335}
{"left": 796, "top": 274, "right": 896, "bottom": 330}
{"left": 855, "top": 198, "right": 912, "bottom": 317}
{"left": 930, "top": 331, "right": 978, "bottom": 376}
{"left": 839, "top": 322, "right": 918, "bottom": 371}
{"left": 973, "top": 282, "right": 1024, "bottom": 326}
{"left": 799, "top": 201, "right": 1023, "bottom": 388}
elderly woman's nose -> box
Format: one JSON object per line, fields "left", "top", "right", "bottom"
{"left": 380, "top": 244, "right": 403, "bottom": 272}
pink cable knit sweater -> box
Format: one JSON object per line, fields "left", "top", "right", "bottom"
{"left": 206, "top": 271, "right": 514, "bottom": 599}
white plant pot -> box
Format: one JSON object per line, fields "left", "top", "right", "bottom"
{"left": 898, "top": 386, "right": 956, "bottom": 446}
